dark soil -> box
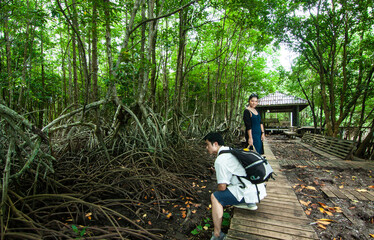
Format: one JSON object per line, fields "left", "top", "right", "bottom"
{"left": 268, "top": 134, "right": 374, "bottom": 240}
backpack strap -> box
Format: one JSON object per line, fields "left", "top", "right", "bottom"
{"left": 237, "top": 176, "right": 261, "bottom": 203}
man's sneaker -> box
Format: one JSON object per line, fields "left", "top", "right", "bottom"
{"left": 210, "top": 231, "right": 226, "bottom": 240}
{"left": 235, "top": 203, "right": 258, "bottom": 210}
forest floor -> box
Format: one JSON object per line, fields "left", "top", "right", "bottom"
{"left": 159, "top": 135, "right": 374, "bottom": 240}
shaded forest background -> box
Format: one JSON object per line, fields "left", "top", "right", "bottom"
{"left": 0, "top": 0, "right": 373, "bottom": 239}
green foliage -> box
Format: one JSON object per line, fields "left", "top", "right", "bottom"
{"left": 190, "top": 217, "right": 211, "bottom": 235}
{"left": 71, "top": 225, "right": 86, "bottom": 239}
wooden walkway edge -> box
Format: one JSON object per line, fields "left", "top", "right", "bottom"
{"left": 226, "top": 141, "right": 319, "bottom": 240}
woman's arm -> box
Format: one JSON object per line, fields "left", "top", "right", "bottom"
{"left": 243, "top": 109, "right": 253, "bottom": 146}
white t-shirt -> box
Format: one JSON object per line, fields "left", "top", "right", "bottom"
{"left": 215, "top": 146, "right": 267, "bottom": 203}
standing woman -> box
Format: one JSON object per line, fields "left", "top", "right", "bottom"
{"left": 243, "top": 93, "right": 265, "bottom": 154}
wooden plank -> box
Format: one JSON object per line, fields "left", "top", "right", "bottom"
{"left": 260, "top": 199, "right": 303, "bottom": 209}
{"left": 366, "top": 191, "right": 374, "bottom": 201}
{"left": 233, "top": 214, "right": 316, "bottom": 233}
{"left": 320, "top": 186, "right": 336, "bottom": 198}
{"left": 353, "top": 189, "right": 374, "bottom": 201}
{"left": 229, "top": 222, "right": 318, "bottom": 240}
{"left": 339, "top": 189, "right": 358, "bottom": 201}
{"left": 264, "top": 195, "right": 300, "bottom": 204}
{"left": 259, "top": 201, "right": 302, "bottom": 211}
{"left": 264, "top": 193, "right": 299, "bottom": 202}
{"left": 230, "top": 218, "right": 317, "bottom": 239}
{"left": 327, "top": 186, "right": 348, "bottom": 199}
{"left": 346, "top": 189, "right": 368, "bottom": 201}
{"left": 235, "top": 206, "right": 308, "bottom": 220}
{"left": 234, "top": 209, "right": 311, "bottom": 225}
{"left": 226, "top": 230, "right": 274, "bottom": 240}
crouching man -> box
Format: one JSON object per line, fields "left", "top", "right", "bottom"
{"left": 204, "top": 132, "right": 267, "bottom": 240}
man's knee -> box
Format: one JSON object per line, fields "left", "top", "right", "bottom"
{"left": 211, "top": 193, "right": 216, "bottom": 202}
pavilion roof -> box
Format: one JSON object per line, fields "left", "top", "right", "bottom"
{"left": 257, "top": 91, "right": 308, "bottom": 112}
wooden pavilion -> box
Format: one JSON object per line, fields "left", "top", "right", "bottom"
{"left": 257, "top": 91, "right": 309, "bottom": 128}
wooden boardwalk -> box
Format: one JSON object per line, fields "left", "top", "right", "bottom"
{"left": 280, "top": 139, "right": 374, "bottom": 171}
{"left": 226, "top": 141, "right": 319, "bottom": 240}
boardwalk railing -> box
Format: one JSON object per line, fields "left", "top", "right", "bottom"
{"left": 301, "top": 133, "right": 356, "bottom": 160}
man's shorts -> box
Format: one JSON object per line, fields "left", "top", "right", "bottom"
{"left": 213, "top": 189, "right": 245, "bottom": 207}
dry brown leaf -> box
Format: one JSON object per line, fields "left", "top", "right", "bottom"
{"left": 317, "top": 220, "right": 332, "bottom": 225}
{"left": 356, "top": 189, "right": 368, "bottom": 192}
{"left": 300, "top": 200, "right": 311, "bottom": 206}
{"left": 305, "top": 209, "right": 311, "bottom": 216}
{"left": 166, "top": 213, "right": 172, "bottom": 219}
{"left": 306, "top": 186, "right": 317, "bottom": 191}
{"left": 318, "top": 202, "right": 328, "bottom": 208}
{"left": 368, "top": 186, "right": 374, "bottom": 189}
{"left": 181, "top": 211, "right": 187, "bottom": 218}
{"left": 334, "top": 207, "right": 343, "bottom": 213}
{"left": 325, "top": 211, "right": 333, "bottom": 216}
{"left": 317, "top": 223, "right": 327, "bottom": 229}
{"left": 369, "top": 234, "right": 374, "bottom": 238}
{"left": 318, "top": 219, "right": 334, "bottom": 222}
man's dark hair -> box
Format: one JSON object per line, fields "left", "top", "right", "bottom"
{"left": 204, "top": 132, "right": 225, "bottom": 146}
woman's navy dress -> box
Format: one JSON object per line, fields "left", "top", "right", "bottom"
{"left": 243, "top": 109, "right": 264, "bottom": 154}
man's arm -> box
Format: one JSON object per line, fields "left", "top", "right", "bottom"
{"left": 217, "top": 183, "right": 227, "bottom": 191}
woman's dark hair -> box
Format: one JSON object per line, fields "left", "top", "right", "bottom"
{"left": 203, "top": 132, "right": 225, "bottom": 146}
{"left": 248, "top": 93, "right": 259, "bottom": 101}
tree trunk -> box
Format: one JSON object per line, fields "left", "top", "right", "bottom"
{"left": 5, "top": 12, "right": 12, "bottom": 108}
{"left": 174, "top": 8, "right": 187, "bottom": 115}
{"left": 72, "top": 27, "right": 78, "bottom": 104}
{"left": 91, "top": 0, "right": 98, "bottom": 102}
{"left": 39, "top": 31, "right": 45, "bottom": 128}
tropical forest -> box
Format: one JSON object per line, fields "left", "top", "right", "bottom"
{"left": 1, "top": 0, "right": 373, "bottom": 239}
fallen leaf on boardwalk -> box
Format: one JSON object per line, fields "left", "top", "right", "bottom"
{"left": 300, "top": 200, "right": 311, "bottom": 206}
{"left": 356, "top": 189, "right": 368, "bottom": 192}
{"left": 370, "top": 234, "right": 374, "bottom": 238}
{"left": 317, "top": 220, "right": 332, "bottom": 225}
{"left": 318, "top": 202, "right": 328, "bottom": 208}
{"left": 305, "top": 186, "right": 317, "bottom": 191}
{"left": 317, "top": 218, "right": 334, "bottom": 222}
{"left": 368, "top": 186, "right": 374, "bottom": 189}
{"left": 339, "top": 185, "right": 344, "bottom": 189}
{"left": 333, "top": 207, "right": 342, "bottom": 213}
{"left": 319, "top": 207, "right": 333, "bottom": 216}
{"left": 296, "top": 165, "right": 307, "bottom": 168}
{"left": 317, "top": 223, "right": 327, "bottom": 229}
{"left": 305, "top": 209, "right": 311, "bottom": 216}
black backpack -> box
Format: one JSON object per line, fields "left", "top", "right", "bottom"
{"left": 218, "top": 147, "right": 275, "bottom": 185}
